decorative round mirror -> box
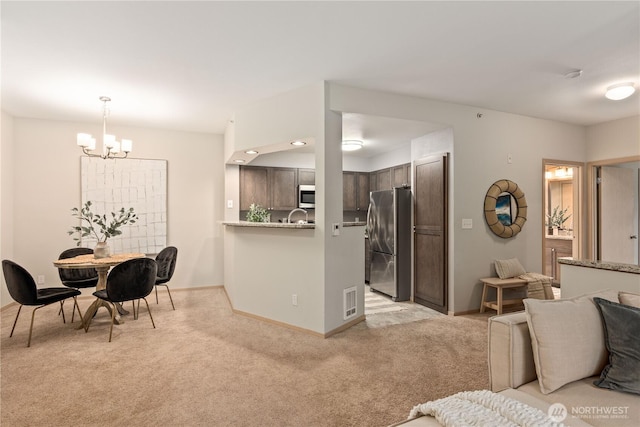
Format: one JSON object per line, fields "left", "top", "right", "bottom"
{"left": 484, "top": 179, "right": 527, "bottom": 238}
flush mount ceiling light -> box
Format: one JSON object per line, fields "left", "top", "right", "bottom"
{"left": 341, "top": 139, "right": 363, "bottom": 151}
{"left": 244, "top": 150, "right": 258, "bottom": 154}
{"left": 605, "top": 82, "right": 636, "bottom": 100}
{"left": 291, "top": 140, "right": 306, "bottom": 146}
{"left": 77, "top": 96, "right": 132, "bottom": 159}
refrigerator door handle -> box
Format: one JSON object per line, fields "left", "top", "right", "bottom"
{"left": 366, "top": 202, "right": 372, "bottom": 236}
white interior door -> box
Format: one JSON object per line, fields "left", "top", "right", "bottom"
{"left": 600, "top": 166, "right": 638, "bottom": 264}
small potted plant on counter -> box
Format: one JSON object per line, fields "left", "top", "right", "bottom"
{"left": 546, "top": 205, "right": 571, "bottom": 235}
{"left": 69, "top": 201, "right": 138, "bottom": 258}
{"left": 246, "top": 203, "right": 270, "bottom": 223}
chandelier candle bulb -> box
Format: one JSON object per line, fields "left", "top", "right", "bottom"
{"left": 103, "top": 134, "right": 116, "bottom": 149}
{"left": 77, "top": 133, "right": 92, "bottom": 147}
{"left": 121, "top": 139, "right": 132, "bottom": 153}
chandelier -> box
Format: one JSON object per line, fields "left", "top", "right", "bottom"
{"left": 76, "top": 96, "right": 132, "bottom": 159}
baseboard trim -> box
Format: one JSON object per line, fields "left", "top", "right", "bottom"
{"left": 449, "top": 308, "right": 481, "bottom": 316}
{"left": 231, "top": 308, "right": 327, "bottom": 338}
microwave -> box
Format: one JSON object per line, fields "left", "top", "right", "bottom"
{"left": 298, "top": 185, "right": 315, "bottom": 209}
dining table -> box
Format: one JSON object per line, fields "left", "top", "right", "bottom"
{"left": 53, "top": 252, "right": 146, "bottom": 330}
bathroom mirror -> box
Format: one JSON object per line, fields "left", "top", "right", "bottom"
{"left": 484, "top": 179, "right": 527, "bottom": 238}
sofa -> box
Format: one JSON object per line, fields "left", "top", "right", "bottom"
{"left": 393, "top": 290, "right": 639, "bottom": 426}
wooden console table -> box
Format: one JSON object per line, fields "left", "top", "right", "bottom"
{"left": 479, "top": 277, "right": 528, "bottom": 315}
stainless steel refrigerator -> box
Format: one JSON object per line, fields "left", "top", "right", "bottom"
{"left": 367, "top": 187, "right": 412, "bottom": 301}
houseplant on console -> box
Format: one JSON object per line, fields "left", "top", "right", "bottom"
{"left": 68, "top": 201, "right": 138, "bottom": 258}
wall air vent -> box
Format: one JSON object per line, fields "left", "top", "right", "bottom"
{"left": 343, "top": 286, "right": 357, "bottom": 320}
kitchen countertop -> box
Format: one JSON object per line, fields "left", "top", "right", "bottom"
{"left": 223, "top": 221, "right": 314, "bottom": 229}
{"left": 223, "top": 221, "right": 367, "bottom": 229}
{"left": 558, "top": 257, "right": 640, "bottom": 274}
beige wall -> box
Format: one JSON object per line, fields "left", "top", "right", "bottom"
{"left": 586, "top": 116, "right": 640, "bottom": 162}
{"left": 1, "top": 114, "right": 224, "bottom": 307}
{"left": 328, "top": 83, "right": 588, "bottom": 313}
{"left": 1, "top": 112, "right": 15, "bottom": 305}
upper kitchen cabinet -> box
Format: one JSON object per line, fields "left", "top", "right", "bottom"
{"left": 240, "top": 166, "right": 269, "bottom": 210}
{"left": 343, "top": 171, "right": 370, "bottom": 211}
{"left": 376, "top": 168, "right": 392, "bottom": 191}
{"left": 298, "top": 169, "right": 315, "bottom": 185}
{"left": 240, "top": 166, "right": 298, "bottom": 211}
{"left": 393, "top": 163, "right": 411, "bottom": 188}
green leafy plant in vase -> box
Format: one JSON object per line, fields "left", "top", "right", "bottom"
{"left": 246, "top": 203, "right": 270, "bottom": 223}
{"left": 546, "top": 205, "right": 571, "bottom": 234}
{"left": 69, "top": 201, "right": 138, "bottom": 258}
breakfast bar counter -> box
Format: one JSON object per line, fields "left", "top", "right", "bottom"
{"left": 558, "top": 257, "right": 640, "bottom": 298}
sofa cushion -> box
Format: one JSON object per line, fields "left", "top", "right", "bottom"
{"left": 494, "top": 258, "right": 526, "bottom": 279}
{"left": 593, "top": 297, "right": 640, "bottom": 395}
{"left": 524, "top": 289, "right": 619, "bottom": 394}
{"left": 618, "top": 291, "right": 640, "bottom": 308}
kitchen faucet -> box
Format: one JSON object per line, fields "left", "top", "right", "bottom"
{"left": 287, "top": 208, "right": 308, "bottom": 224}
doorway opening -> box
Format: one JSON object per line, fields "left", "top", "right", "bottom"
{"left": 542, "top": 160, "right": 583, "bottom": 289}
{"left": 588, "top": 157, "right": 640, "bottom": 264}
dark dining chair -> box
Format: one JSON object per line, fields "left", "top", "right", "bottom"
{"left": 86, "top": 257, "right": 157, "bottom": 342}
{"left": 57, "top": 247, "right": 99, "bottom": 321}
{"left": 2, "top": 259, "right": 84, "bottom": 347}
{"left": 154, "top": 246, "right": 177, "bottom": 310}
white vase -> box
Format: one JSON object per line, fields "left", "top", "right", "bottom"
{"left": 94, "top": 241, "right": 111, "bottom": 259}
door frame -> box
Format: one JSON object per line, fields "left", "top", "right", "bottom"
{"left": 586, "top": 155, "right": 640, "bottom": 260}
{"left": 541, "top": 159, "right": 584, "bottom": 277}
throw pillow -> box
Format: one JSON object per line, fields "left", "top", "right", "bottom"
{"left": 593, "top": 297, "right": 640, "bottom": 395}
{"left": 495, "top": 258, "right": 526, "bottom": 279}
{"left": 524, "top": 289, "right": 619, "bottom": 394}
{"left": 618, "top": 291, "right": 640, "bottom": 308}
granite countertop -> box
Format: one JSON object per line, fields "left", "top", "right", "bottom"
{"left": 223, "top": 221, "right": 314, "bottom": 229}
{"left": 558, "top": 257, "right": 640, "bottom": 274}
{"left": 223, "top": 221, "right": 367, "bottom": 229}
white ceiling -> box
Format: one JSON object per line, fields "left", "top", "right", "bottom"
{"left": 2, "top": 1, "right": 639, "bottom": 156}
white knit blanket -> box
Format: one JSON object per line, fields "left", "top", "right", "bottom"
{"left": 408, "top": 390, "right": 563, "bottom": 427}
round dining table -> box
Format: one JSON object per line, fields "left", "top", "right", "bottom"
{"left": 53, "top": 252, "right": 146, "bottom": 330}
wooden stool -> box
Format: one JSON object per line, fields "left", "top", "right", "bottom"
{"left": 479, "top": 277, "right": 528, "bottom": 315}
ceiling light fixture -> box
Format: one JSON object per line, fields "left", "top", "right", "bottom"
{"left": 245, "top": 150, "right": 258, "bottom": 155}
{"left": 605, "top": 83, "right": 636, "bottom": 100}
{"left": 341, "top": 140, "right": 363, "bottom": 151}
{"left": 291, "top": 140, "right": 306, "bottom": 146}
{"left": 77, "top": 96, "right": 132, "bottom": 159}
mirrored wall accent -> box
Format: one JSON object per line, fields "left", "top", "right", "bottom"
{"left": 484, "top": 179, "right": 527, "bottom": 238}
{"left": 80, "top": 157, "right": 167, "bottom": 254}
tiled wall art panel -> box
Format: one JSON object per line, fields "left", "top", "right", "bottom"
{"left": 80, "top": 157, "right": 168, "bottom": 254}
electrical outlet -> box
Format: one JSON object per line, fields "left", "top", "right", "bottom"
{"left": 292, "top": 294, "right": 298, "bottom": 306}
{"left": 37, "top": 275, "right": 45, "bottom": 284}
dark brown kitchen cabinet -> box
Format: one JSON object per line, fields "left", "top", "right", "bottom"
{"left": 376, "top": 168, "right": 392, "bottom": 191}
{"left": 298, "top": 169, "right": 315, "bottom": 185}
{"left": 393, "top": 163, "right": 411, "bottom": 188}
{"left": 343, "top": 172, "right": 370, "bottom": 211}
{"left": 239, "top": 166, "right": 269, "bottom": 210}
{"left": 240, "top": 166, "right": 298, "bottom": 211}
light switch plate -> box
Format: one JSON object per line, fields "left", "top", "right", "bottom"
{"left": 227, "top": 199, "right": 233, "bottom": 209}
{"left": 462, "top": 218, "right": 473, "bottom": 229}
{"left": 332, "top": 223, "right": 340, "bottom": 236}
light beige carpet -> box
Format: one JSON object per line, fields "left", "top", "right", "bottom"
{"left": 1, "top": 287, "right": 490, "bottom": 427}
